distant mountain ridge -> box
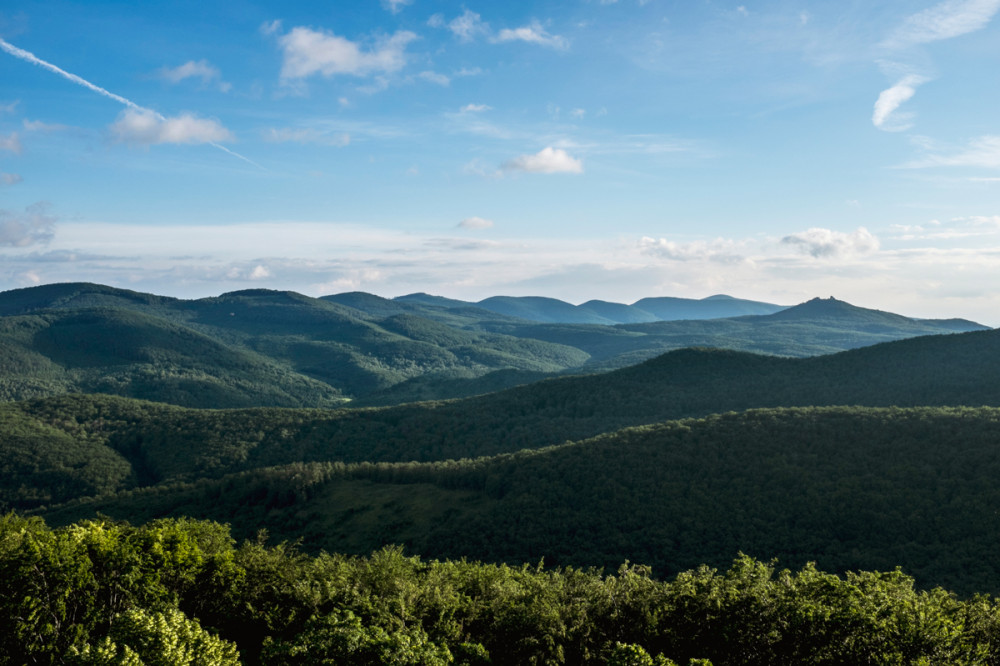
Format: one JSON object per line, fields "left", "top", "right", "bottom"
{"left": 392, "top": 292, "right": 789, "bottom": 324}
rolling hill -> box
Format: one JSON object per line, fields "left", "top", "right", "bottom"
{"left": 36, "top": 405, "right": 1000, "bottom": 596}
{"left": 0, "top": 283, "right": 588, "bottom": 404}
{"left": 6, "top": 324, "right": 1000, "bottom": 510}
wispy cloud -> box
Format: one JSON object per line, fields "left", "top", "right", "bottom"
{"left": 639, "top": 237, "right": 746, "bottom": 264}
{"left": 460, "top": 103, "right": 491, "bottom": 113}
{"left": 0, "top": 173, "right": 22, "bottom": 187}
{"left": 459, "top": 216, "right": 494, "bottom": 229}
{"left": 110, "top": 108, "right": 233, "bottom": 146}
{"left": 440, "top": 9, "right": 490, "bottom": 42}
{"left": 882, "top": 0, "right": 1000, "bottom": 49}
{"left": 781, "top": 227, "right": 880, "bottom": 258}
{"left": 493, "top": 21, "right": 569, "bottom": 49}
{"left": 260, "top": 20, "right": 282, "bottom": 36}
{"left": 903, "top": 135, "right": 1000, "bottom": 168}
{"left": 0, "top": 202, "right": 56, "bottom": 247}
{"left": 0, "top": 100, "right": 18, "bottom": 114}
{"left": 263, "top": 127, "right": 350, "bottom": 147}
{"left": 503, "top": 147, "right": 583, "bottom": 174}
{"left": 888, "top": 216, "right": 1000, "bottom": 240}
{"left": 276, "top": 26, "right": 417, "bottom": 80}
{"left": 158, "top": 60, "right": 231, "bottom": 92}
{"left": 0, "top": 132, "right": 21, "bottom": 154}
{"left": 872, "top": 74, "right": 928, "bottom": 131}
{"left": 417, "top": 70, "right": 450, "bottom": 86}
{"left": 381, "top": 0, "right": 412, "bottom": 14}
{"left": 0, "top": 37, "right": 140, "bottom": 109}
{"left": 22, "top": 119, "right": 70, "bottom": 133}
{"left": 430, "top": 11, "right": 567, "bottom": 49}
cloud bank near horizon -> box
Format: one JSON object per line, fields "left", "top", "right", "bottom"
{"left": 4, "top": 219, "right": 1000, "bottom": 324}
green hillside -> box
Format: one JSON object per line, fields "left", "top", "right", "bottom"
{"left": 0, "top": 308, "right": 347, "bottom": 407}
{"left": 0, "top": 284, "right": 589, "bottom": 404}
{"left": 0, "top": 284, "right": 988, "bottom": 408}
{"left": 8, "top": 325, "right": 1000, "bottom": 514}
{"left": 37, "top": 406, "right": 1000, "bottom": 597}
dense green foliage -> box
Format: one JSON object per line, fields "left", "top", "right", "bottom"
{"left": 29, "top": 406, "right": 1000, "bottom": 596}
{"left": 7, "top": 514, "right": 1000, "bottom": 665}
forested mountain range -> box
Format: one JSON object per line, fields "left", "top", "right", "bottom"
{"left": 6, "top": 322, "right": 1000, "bottom": 508}
{"left": 0, "top": 282, "right": 987, "bottom": 408}
{"left": 6, "top": 321, "right": 1000, "bottom": 593}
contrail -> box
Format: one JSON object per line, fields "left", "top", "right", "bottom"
{"left": 0, "top": 36, "right": 264, "bottom": 169}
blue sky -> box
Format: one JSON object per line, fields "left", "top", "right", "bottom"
{"left": 1, "top": 0, "right": 1000, "bottom": 323}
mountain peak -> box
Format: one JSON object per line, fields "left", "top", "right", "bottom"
{"left": 761, "top": 296, "right": 914, "bottom": 325}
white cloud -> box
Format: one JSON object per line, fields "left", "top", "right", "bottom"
{"left": 277, "top": 27, "right": 417, "bottom": 80}
{"left": 249, "top": 265, "right": 271, "bottom": 279}
{"left": 0, "top": 132, "right": 21, "bottom": 154}
{"left": 459, "top": 216, "right": 494, "bottom": 229}
{"left": 263, "top": 127, "right": 350, "bottom": 147}
{"left": 494, "top": 21, "right": 569, "bottom": 49}
{"left": 447, "top": 10, "right": 489, "bottom": 42}
{"left": 462, "top": 158, "right": 503, "bottom": 178}
{"left": 639, "top": 237, "right": 746, "bottom": 263}
{"left": 0, "top": 100, "right": 18, "bottom": 114}
{"left": 883, "top": 0, "right": 1000, "bottom": 49}
{"left": 0, "top": 173, "right": 22, "bottom": 187}
{"left": 781, "top": 227, "right": 880, "bottom": 258}
{"left": 110, "top": 108, "right": 233, "bottom": 146}
{"left": 889, "top": 215, "right": 1000, "bottom": 240}
{"left": 381, "top": 0, "right": 412, "bottom": 14}
{"left": 904, "top": 135, "right": 1000, "bottom": 168}
{"left": 961, "top": 215, "right": 1000, "bottom": 227}
{"left": 158, "top": 60, "right": 230, "bottom": 92}
{"left": 872, "top": 74, "right": 928, "bottom": 131}
{"left": 503, "top": 147, "right": 583, "bottom": 174}
{"left": 22, "top": 119, "right": 70, "bottom": 132}
{"left": 417, "top": 70, "right": 450, "bottom": 86}
{"left": 260, "top": 20, "right": 282, "bottom": 36}
{"left": 460, "top": 103, "right": 491, "bottom": 113}
{"left": 0, "top": 202, "right": 56, "bottom": 247}
{"left": 19, "top": 270, "right": 41, "bottom": 285}
{"left": 570, "top": 108, "right": 586, "bottom": 119}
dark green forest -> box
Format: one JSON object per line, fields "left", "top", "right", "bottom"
{"left": 28, "top": 406, "right": 1000, "bottom": 597}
